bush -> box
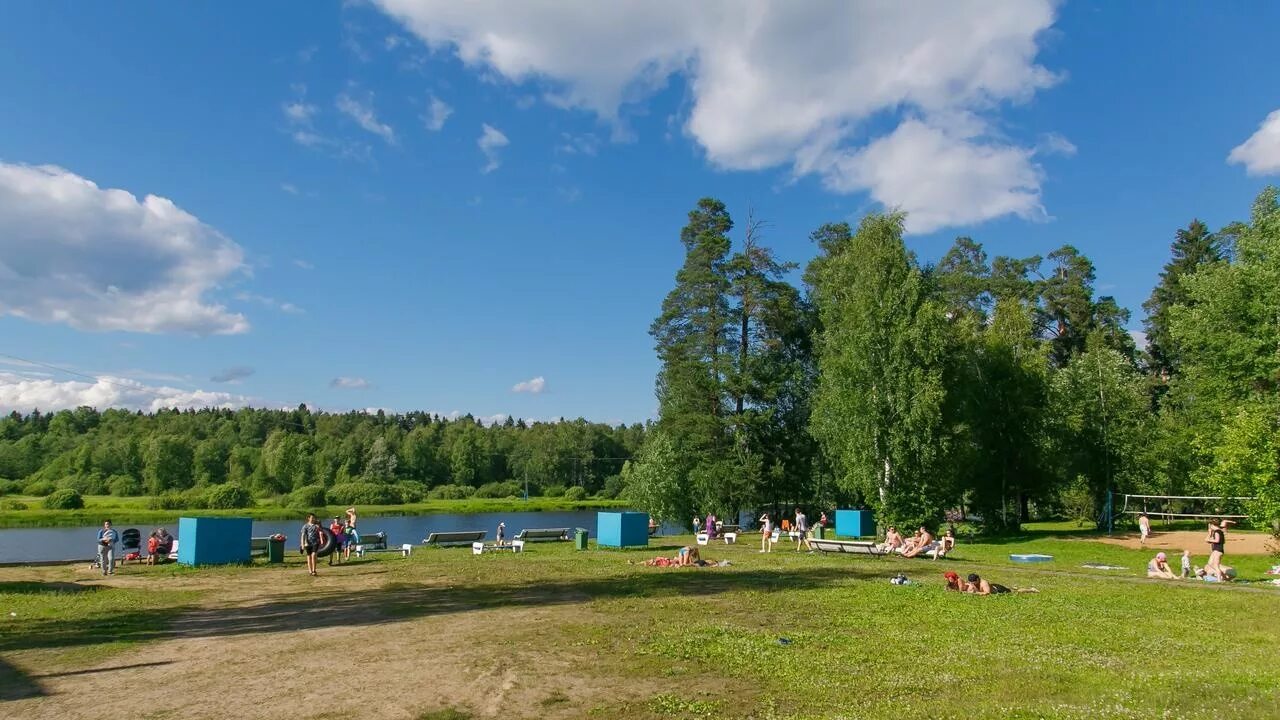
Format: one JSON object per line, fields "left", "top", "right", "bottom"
{"left": 327, "top": 482, "right": 399, "bottom": 506}
{"left": 599, "top": 474, "right": 627, "bottom": 500}
{"left": 394, "top": 481, "right": 428, "bottom": 503}
{"left": 108, "top": 474, "right": 144, "bottom": 497}
{"left": 563, "top": 486, "right": 587, "bottom": 501}
{"left": 288, "top": 484, "right": 328, "bottom": 509}
{"left": 427, "top": 484, "right": 476, "bottom": 500}
{"left": 205, "top": 483, "right": 254, "bottom": 509}
{"left": 0, "top": 499, "right": 29, "bottom": 511}
{"left": 24, "top": 480, "right": 55, "bottom": 497}
{"left": 0, "top": 479, "right": 24, "bottom": 496}
{"left": 43, "top": 488, "right": 85, "bottom": 510}
{"left": 474, "top": 481, "right": 522, "bottom": 499}
{"left": 541, "top": 484, "right": 567, "bottom": 498}
{"left": 148, "top": 488, "right": 209, "bottom": 510}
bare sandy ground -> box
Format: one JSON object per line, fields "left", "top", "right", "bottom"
{"left": 1089, "top": 529, "right": 1275, "bottom": 555}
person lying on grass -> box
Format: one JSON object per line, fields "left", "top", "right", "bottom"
{"left": 943, "top": 570, "right": 964, "bottom": 591}
{"left": 1147, "top": 552, "right": 1178, "bottom": 579}
{"left": 642, "top": 546, "right": 703, "bottom": 567}
{"left": 964, "top": 573, "right": 1038, "bottom": 595}
{"left": 1195, "top": 565, "right": 1236, "bottom": 582}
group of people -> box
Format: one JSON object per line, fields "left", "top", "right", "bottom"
{"left": 1145, "top": 518, "right": 1237, "bottom": 582}
{"left": 299, "top": 507, "right": 358, "bottom": 575}
{"left": 879, "top": 525, "right": 955, "bottom": 559}
{"left": 943, "top": 570, "right": 1036, "bottom": 595}
{"left": 94, "top": 520, "right": 174, "bottom": 575}
{"left": 754, "top": 508, "right": 828, "bottom": 553}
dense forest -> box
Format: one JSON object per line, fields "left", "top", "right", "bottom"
{"left": 3, "top": 188, "right": 1278, "bottom": 532}
{"left": 0, "top": 407, "right": 645, "bottom": 509}
{"left": 629, "top": 188, "right": 1280, "bottom": 533}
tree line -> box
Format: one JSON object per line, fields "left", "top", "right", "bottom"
{"left": 0, "top": 406, "right": 646, "bottom": 508}
{"left": 629, "top": 189, "right": 1280, "bottom": 532}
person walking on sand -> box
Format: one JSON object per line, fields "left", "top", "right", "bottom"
{"left": 759, "top": 512, "right": 773, "bottom": 553}
{"left": 300, "top": 513, "right": 321, "bottom": 576}
{"left": 96, "top": 519, "right": 119, "bottom": 576}
{"left": 1138, "top": 512, "right": 1151, "bottom": 545}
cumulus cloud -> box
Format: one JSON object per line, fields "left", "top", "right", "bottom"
{"left": 211, "top": 366, "right": 255, "bottom": 384}
{"left": 0, "top": 161, "right": 248, "bottom": 335}
{"left": 0, "top": 371, "right": 255, "bottom": 414}
{"left": 423, "top": 95, "right": 453, "bottom": 131}
{"left": 511, "top": 376, "right": 546, "bottom": 394}
{"left": 336, "top": 92, "right": 397, "bottom": 144}
{"left": 477, "top": 123, "right": 509, "bottom": 173}
{"left": 331, "top": 376, "right": 372, "bottom": 389}
{"left": 371, "top": 0, "right": 1062, "bottom": 232}
{"left": 1228, "top": 109, "right": 1280, "bottom": 176}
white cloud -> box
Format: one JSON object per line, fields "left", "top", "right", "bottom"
{"left": 372, "top": 0, "right": 1061, "bottom": 232}
{"left": 293, "top": 259, "right": 315, "bottom": 270}
{"left": 0, "top": 371, "right": 255, "bottom": 414}
{"left": 211, "top": 366, "right": 255, "bottom": 384}
{"left": 1228, "top": 109, "right": 1280, "bottom": 176}
{"left": 557, "top": 132, "right": 601, "bottom": 156}
{"left": 281, "top": 183, "right": 299, "bottom": 195}
{"left": 511, "top": 376, "right": 546, "bottom": 394}
{"left": 424, "top": 95, "right": 453, "bottom": 131}
{"left": 331, "top": 376, "right": 372, "bottom": 389}
{"left": 0, "top": 161, "right": 248, "bottom": 335}
{"left": 1037, "top": 132, "right": 1078, "bottom": 157}
{"left": 336, "top": 92, "right": 397, "bottom": 144}
{"left": 235, "top": 292, "right": 305, "bottom": 314}
{"left": 477, "top": 123, "right": 509, "bottom": 173}
{"left": 821, "top": 117, "right": 1046, "bottom": 234}
{"left": 283, "top": 101, "right": 318, "bottom": 125}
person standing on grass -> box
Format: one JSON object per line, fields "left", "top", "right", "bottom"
{"left": 705, "top": 513, "right": 717, "bottom": 541}
{"left": 328, "top": 516, "right": 345, "bottom": 566}
{"left": 1180, "top": 549, "right": 1192, "bottom": 579}
{"left": 96, "top": 520, "right": 119, "bottom": 576}
{"left": 345, "top": 506, "right": 358, "bottom": 530}
{"left": 300, "top": 513, "right": 321, "bottom": 576}
{"left": 496, "top": 521, "right": 506, "bottom": 546}
{"left": 795, "top": 507, "right": 810, "bottom": 552}
{"left": 759, "top": 512, "right": 773, "bottom": 553}
{"left": 1138, "top": 512, "right": 1151, "bottom": 545}
{"left": 1205, "top": 518, "right": 1233, "bottom": 580}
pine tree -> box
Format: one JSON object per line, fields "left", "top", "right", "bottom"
{"left": 1142, "top": 219, "right": 1224, "bottom": 383}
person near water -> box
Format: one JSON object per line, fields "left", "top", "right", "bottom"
{"left": 705, "top": 513, "right": 717, "bottom": 541}
{"left": 759, "top": 513, "right": 773, "bottom": 553}
{"left": 328, "top": 517, "right": 345, "bottom": 565}
{"left": 496, "top": 521, "right": 506, "bottom": 546}
{"left": 1205, "top": 518, "right": 1233, "bottom": 579}
{"left": 146, "top": 527, "right": 173, "bottom": 565}
{"left": 96, "top": 519, "right": 119, "bottom": 576}
{"left": 795, "top": 507, "right": 810, "bottom": 552}
{"left": 1138, "top": 512, "right": 1151, "bottom": 544}
{"left": 300, "top": 513, "right": 321, "bottom": 576}
{"left": 1147, "top": 552, "right": 1177, "bottom": 579}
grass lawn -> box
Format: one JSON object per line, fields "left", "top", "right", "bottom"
{"left": 0, "top": 495, "right": 629, "bottom": 528}
{"left": 2, "top": 527, "right": 1278, "bottom": 719}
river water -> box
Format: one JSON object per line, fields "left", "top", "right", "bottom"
{"left": 0, "top": 511, "right": 695, "bottom": 564}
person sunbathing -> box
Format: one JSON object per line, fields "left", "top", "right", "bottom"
{"left": 880, "top": 526, "right": 904, "bottom": 553}
{"left": 644, "top": 546, "right": 703, "bottom": 567}
{"left": 943, "top": 570, "right": 964, "bottom": 591}
{"left": 1146, "top": 552, "right": 1178, "bottom": 579}
{"left": 964, "top": 572, "right": 1038, "bottom": 595}
{"left": 900, "top": 526, "right": 935, "bottom": 558}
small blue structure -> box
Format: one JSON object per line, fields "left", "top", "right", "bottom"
{"left": 835, "top": 509, "right": 876, "bottom": 538}
{"left": 177, "top": 516, "right": 253, "bottom": 566}
{"left": 596, "top": 511, "right": 649, "bottom": 548}
{"left": 1010, "top": 553, "right": 1054, "bottom": 563}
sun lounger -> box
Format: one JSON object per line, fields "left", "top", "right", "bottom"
{"left": 471, "top": 540, "right": 526, "bottom": 554}
{"left": 422, "top": 530, "right": 486, "bottom": 547}
{"left": 769, "top": 529, "right": 802, "bottom": 546}
{"left": 808, "top": 538, "right": 887, "bottom": 556}
{"left": 514, "top": 528, "right": 570, "bottom": 542}
{"left": 696, "top": 529, "right": 738, "bottom": 545}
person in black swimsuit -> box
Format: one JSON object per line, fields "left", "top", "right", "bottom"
{"left": 1205, "top": 518, "right": 1233, "bottom": 580}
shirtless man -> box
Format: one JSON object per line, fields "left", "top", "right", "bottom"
{"left": 881, "top": 526, "right": 904, "bottom": 553}
{"left": 1138, "top": 512, "right": 1151, "bottom": 545}
{"left": 900, "top": 525, "right": 935, "bottom": 558}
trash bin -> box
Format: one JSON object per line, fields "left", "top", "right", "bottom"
{"left": 815, "top": 525, "right": 825, "bottom": 540}
{"left": 266, "top": 536, "right": 285, "bottom": 563}
{"left": 574, "top": 528, "right": 588, "bottom": 550}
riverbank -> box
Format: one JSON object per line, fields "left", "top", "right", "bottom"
{"left": 0, "top": 495, "right": 629, "bottom": 528}
{"left": 3, "top": 527, "right": 1278, "bottom": 719}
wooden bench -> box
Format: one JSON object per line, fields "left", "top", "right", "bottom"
{"left": 250, "top": 536, "right": 271, "bottom": 557}
{"left": 808, "top": 538, "right": 886, "bottom": 556}
{"left": 472, "top": 540, "right": 526, "bottom": 554}
{"left": 514, "top": 528, "right": 570, "bottom": 542}
{"left": 423, "top": 530, "right": 486, "bottom": 547}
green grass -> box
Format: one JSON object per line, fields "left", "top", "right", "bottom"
{"left": 3, "top": 528, "right": 1278, "bottom": 718}
{"left": 0, "top": 495, "right": 629, "bottom": 528}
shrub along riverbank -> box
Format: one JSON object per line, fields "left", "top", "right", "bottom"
{"left": 0, "top": 495, "right": 629, "bottom": 528}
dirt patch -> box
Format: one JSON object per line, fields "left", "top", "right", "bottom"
{"left": 1086, "top": 530, "right": 1275, "bottom": 555}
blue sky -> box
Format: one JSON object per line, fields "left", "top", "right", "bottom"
{"left": 1, "top": 1, "right": 1278, "bottom": 423}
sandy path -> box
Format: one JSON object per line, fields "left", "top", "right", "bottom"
{"left": 1089, "top": 529, "right": 1274, "bottom": 555}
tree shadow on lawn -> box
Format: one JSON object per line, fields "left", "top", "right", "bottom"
{"left": 0, "top": 656, "right": 42, "bottom": 701}
{"left": 0, "top": 566, "right": 875, "bottom": 654}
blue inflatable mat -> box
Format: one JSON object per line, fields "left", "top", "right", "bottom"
{"left": 1010, "top": 553, "right": 1054, "bottom": 563}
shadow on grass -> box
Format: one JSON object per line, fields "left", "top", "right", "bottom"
{"left": 0, "top": 657, "right": 42, "bottom": 701}
{"left": 0, "top": 566, "right": 874, "bottom": 654}
{"left": 0, "top": 581, "right": 100, "bottom": 595}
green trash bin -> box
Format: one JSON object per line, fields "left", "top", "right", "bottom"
{"left": 574, "top": 528, "right": 588, "bottom": 550}
{"left": 815, "top": 525, "right": 825, "bottom": 540}
{"left": 266, "top": 536, "right": 285, "bottom": 563}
